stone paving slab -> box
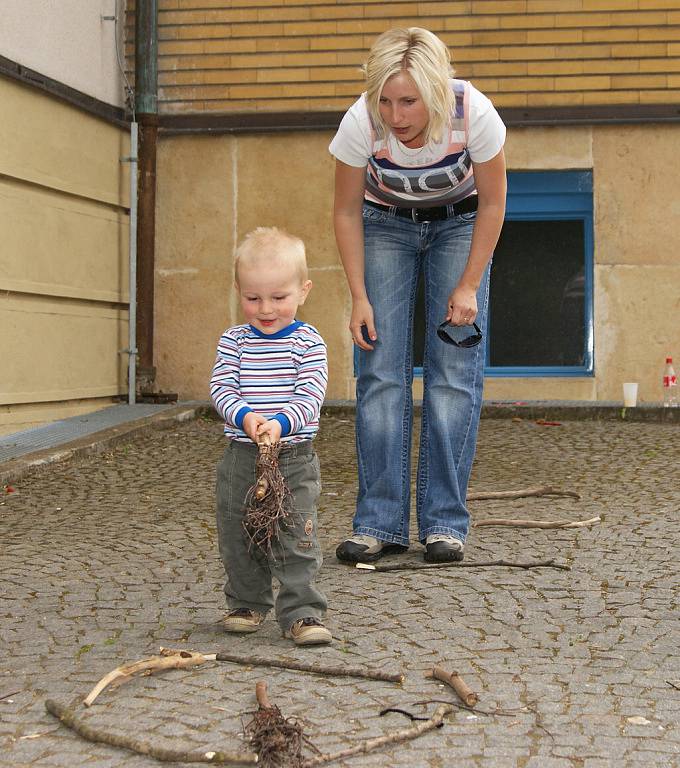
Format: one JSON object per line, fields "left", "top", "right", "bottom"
{"left": 1, "top": 414, "right": 680, "bottom": 767}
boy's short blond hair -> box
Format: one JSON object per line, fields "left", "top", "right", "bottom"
{"left": 234, "top": 227, "right": 308, "bottom": 285}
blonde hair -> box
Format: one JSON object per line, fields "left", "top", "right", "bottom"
{"left": 234, "top": 227, "right": 308, "bottom": 285}
{"left": 363, "top": 27, "right": 455, "bottom": 144}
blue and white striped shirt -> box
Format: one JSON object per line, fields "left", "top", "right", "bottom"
{"left": 210, "top": 321, "right": 327, "bottom": 443}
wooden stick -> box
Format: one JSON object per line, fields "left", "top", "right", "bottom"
{"left": 0, "top": 690, "right": 19, "bottom": 701}
{"left": 45, "top": 699, "right": 257, "bottom": 764}
{"left": 360, "top": 558, "right": 571, "bottom": 573}
{"left": 215, "top": 652, "right": 403, "bottom": 684}
{"left": 255, "top": 681, "right": 272, "bottom": 710}
{"left": 83, "top": 649, "right": 214, "bottom": 707}
{"left": 302, "top": 703, "right": 453, "bottom": 767}
{"left": 467, "top": 485, "right": 580, "bottom": 501}
{"left": 426, "top": 667, "right": 478, "bottom": 708}
{"left": 474, "top": 516, "right": 601, "bottom": 529}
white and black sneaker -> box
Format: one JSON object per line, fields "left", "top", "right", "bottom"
{"left": 336, "top": 534, "right": 408, "bottom": 564}
{"left": 424, "top": 534, "right": 464, "bottom": 563}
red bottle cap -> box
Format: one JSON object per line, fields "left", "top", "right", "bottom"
{"left": 667, "top": 357, "right": 673, "bottom": 364}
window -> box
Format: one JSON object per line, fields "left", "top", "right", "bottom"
{"left": 487, "top": 170, "right": 594, "bottom": 376}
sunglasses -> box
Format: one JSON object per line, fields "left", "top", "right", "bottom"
{"left": 437, "top": 321, "right": 483, "bottom": 348}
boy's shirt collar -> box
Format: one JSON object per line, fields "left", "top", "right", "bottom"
{"left": 248, "top": 320, "right": 303, "bottom": 339}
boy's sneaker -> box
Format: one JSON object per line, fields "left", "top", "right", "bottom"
{"left": 285, "top": 617, "right": 332, "bottom": 646}
{"left": 222, "top": 608, "right": 264, "bottom": 633}
{"left": 336, "top": 534, "right": 408, "bottom": 563}
{"left": 424, "top": 534, "right": 464, "bottom": 563}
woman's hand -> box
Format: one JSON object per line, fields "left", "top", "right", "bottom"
{"left": 350, "top": 296, "right": 377, "bottom": 350}
{"left": 446, "top": 283, "right": 478, "bottom": 326}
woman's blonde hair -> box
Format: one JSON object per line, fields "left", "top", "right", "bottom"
{"left": 363, "top": 27, "right": 455, "bottom": 144}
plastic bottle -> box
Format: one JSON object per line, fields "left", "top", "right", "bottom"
{"left": 663, "top": 357, "right": 677, "bottom": 407}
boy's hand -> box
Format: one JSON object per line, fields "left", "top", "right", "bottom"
{"left": 242, "top": 412, "right": 266, "bottom": 442}
{"left": 257, "top": 419, "right": 282, "bottom": 443}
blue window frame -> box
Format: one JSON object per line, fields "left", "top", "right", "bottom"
{"left": 486, "top": 170, "right": 594, "bottom": 376}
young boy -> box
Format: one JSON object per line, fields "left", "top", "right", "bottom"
{"left": 210, "top": 227, "right": 331, "bottom": 646}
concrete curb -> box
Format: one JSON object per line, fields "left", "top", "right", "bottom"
{"left": 0, "top": 403, "right": 213, "bottom": 485}
{"left": 323, "top": 399, "right": 680, "bottom": 423}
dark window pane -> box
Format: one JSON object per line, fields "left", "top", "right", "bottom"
{"left": 489, "top": 220, "right": 585, "bottom": 367}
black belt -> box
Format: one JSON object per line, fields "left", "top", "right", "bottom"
{"left": 365, "top": 195, "right": 478, "bottom": 223}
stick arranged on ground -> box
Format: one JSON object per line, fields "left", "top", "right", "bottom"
{"left": 426, "top": 667, "right": 479, "bottom": 708}
{"left": 474, "top": 515, "right": 601, "bottom": 529}
{"left": 244, "top": 681, "right": 309, "bottom": 768}
{"left": 467, "top": 485, "right": 580, "bottom": 501}
{"left": 243, "top": 435, "right": 293, "bottom": 554}
{"left": 83, "top": 649, "right": 215, "bottom": 706}
{"left": 215, "top": 652, "right": 404, "bottom": 684}
{"left": 355, "top": 558, "right": 571, "bottom": 573}
{"left": 45, "top": 698, "right": 257, "bottom": 764}
{"left": 301, "top": 703, "right": 453, "bottom": 767}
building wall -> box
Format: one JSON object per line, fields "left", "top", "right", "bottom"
{"left": 0, "top": 0, "right": 131, "bottom": 435}
{"left": 0, "top": 0, "right": 127, "bottom": 108}
{"left": 128, "top": 0, "right": 680, "bottom": 113}
{"left": 0, "top": 78, "right": 130, "bottom": 434}
{"left": 153, "top": 124, "right": 680, "bottom": 406}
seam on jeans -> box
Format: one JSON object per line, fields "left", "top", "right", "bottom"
{"left": 454, "top": 262, "right": 491, "bottom": 472}
{"left": 397, "top": 254, "right": 421, "bottom": 539}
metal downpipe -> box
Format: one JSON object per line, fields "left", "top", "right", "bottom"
{"left": 135, "top": 0, "right": 158, "bottom": 394}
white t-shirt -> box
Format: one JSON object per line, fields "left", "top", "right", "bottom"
{"left": 329, "top": 80, "right": 505, "bottom": 207}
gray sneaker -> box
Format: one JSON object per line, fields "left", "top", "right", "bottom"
{"left": 336, "top": 534, "right": 408, "bottom": 563}
{"left": 424, "top": 534, "right": 464, "bottom": 563}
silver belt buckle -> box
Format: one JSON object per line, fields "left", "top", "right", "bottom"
{"left": 411, "top": 208, "right": 422, "bottom": 223}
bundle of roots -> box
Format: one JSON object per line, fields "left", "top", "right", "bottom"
{"left": 243, "top": 440, "right": 292, "bottom": 554}
{"left": 244, "top": 682, "right": 311, "bottom": 768}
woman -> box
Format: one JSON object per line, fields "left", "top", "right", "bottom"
{"left": 329, "top": 27, "right": 506, "bottom": 564}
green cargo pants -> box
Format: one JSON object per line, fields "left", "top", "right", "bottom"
{"left": 215, "top": 438, "right": 327, "bottom": 632}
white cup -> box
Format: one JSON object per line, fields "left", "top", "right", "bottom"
{"left": 623, "top": 382, "right": 638, "bottom": 407}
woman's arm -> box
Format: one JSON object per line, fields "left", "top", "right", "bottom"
{"left": 446, "top": 147, "right": 507, "bottom": 325}
{"left": 333, "top": 160, "right": 377, "bottom": 350}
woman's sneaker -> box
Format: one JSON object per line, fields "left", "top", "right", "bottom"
{"left": 424, "top": 535, "right": 464, "bottom": 563}
{"left": 285, "top": 617, "right": 332, "bottom": 646}
{"left": 336, "top": 534, "right": 408, "bottom": 563}
{"left": 222, "top": 608, "right": 264, "bottom": 633}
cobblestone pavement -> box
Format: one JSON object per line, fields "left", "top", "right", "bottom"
{"left": 2, "top": 414, "right": 680, "bottom": 767}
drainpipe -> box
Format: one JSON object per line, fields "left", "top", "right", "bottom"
{"left": 127, "top": 122, "right": 138, "bottom": 404}
{"left": 135, "top": 0, "right": 158, "bottom": 395}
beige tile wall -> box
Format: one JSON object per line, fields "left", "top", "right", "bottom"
{"left": 0, "top": 78, "right": 130, "bottom": 433}
{"left": 153, "top": 123, "right": 680, "bottom": 406}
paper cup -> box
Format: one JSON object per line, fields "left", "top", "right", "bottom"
{"left": 623, "top": 382, "right": 638, "bottom": 407}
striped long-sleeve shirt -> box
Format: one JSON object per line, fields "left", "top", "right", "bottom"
{"left": 210, "top": 321, "right": 327, "bottom": 443}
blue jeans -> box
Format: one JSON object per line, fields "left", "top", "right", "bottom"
{"left": 353, "top": 204, "right": 490, "bottom": 547}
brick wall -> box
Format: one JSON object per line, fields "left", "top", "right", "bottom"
{"left": 126, "top": 1, "right": 680, "bottom": 114}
